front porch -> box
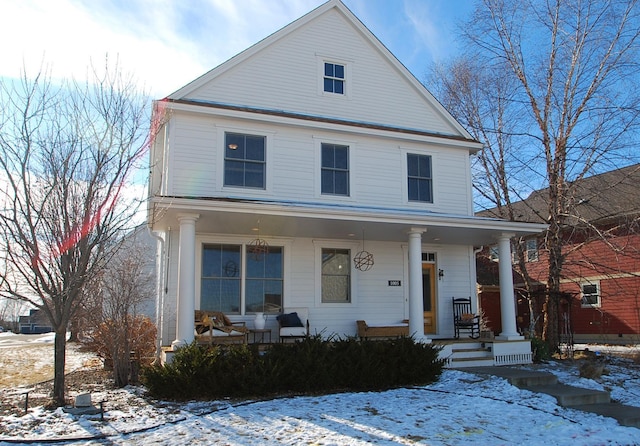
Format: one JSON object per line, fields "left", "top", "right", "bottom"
{"left": 162, "top": 335, "right": 533, "bottom": 368}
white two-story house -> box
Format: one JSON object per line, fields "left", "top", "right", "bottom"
{"left": 147, "top": 0, "right": 545, "bottom": 364}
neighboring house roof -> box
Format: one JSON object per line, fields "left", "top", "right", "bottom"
{"left": 478, "top": 164, "right": 640, "bottom": 227}
{"left": 165, "top": 0, "right": 477, "bottom": 145}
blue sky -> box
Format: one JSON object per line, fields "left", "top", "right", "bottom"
{"left": 0, "top": 0, "right": 474, "bottom": 97}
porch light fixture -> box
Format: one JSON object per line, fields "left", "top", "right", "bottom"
{"left": 353, "top": 229, "right": 374, "bottom": 271}
{"left": 248, "top": 220, "right": 269, "bottom": 261}
{"left": 438, "top": 269, "right": 444, "bottom": 280}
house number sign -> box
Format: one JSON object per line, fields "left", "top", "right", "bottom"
{"left": 388, "top": 280, "right": 401, "bottom": 286}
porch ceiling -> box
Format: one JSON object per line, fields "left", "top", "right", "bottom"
{"left": 148, "top": 197, "right": 547, "bottom": 246}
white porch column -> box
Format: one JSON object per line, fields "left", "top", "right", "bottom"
{"left": 496, "top": 233, "right": 524, "bottom": 340}
{"left": 408, "top": 228, "right": 430, "bottom": 342}
{"left": 172, "top": 213, "right": 199, "bottom": 348}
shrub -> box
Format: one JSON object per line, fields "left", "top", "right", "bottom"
{"left": 530, "top": 337, "right": 551, "bottom": 362}
{"left": 82, "top": 315, "right": 156, "bottom": 386}
{"left": 141, "top": 336, "right": 445, "bottom": 400}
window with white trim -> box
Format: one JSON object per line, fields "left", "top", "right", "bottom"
{"left": 407, "top": 153, "right": 433, "bottom": 203}
{"left": 526, "top": 238, "right": 539, "bottom": 262}
{"left": 224, "top": 132, "right": 266, "bottom": 189}
{"left": 321, "top": 248, "right": 351, "bottom": 303}
{"left": 201, "top": 244, "right": 283, "bottom": 314}
{"left": 581, "top": 282, "right": 601, "bottom": 308}
{"left": 323, "top": 62, "right": 344, "bottom": 94}
{"left": 321, "top": 143, "right": 349, "bottom": 196}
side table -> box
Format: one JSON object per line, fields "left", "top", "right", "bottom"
{"left": 249, "top": 328, "right": 272, "bottom": 344}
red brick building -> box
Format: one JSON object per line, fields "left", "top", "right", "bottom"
{"left": 477, "top": 164, "right": 640, "bottom": 344}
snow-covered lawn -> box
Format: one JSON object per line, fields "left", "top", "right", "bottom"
{"left": 1, "top": 332, "right": 639, "bottom": 445}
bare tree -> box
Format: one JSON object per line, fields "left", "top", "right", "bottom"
{"left": 81, "top": 228, "right": 156, "bottom": 387}
{"left": 430, "top": 0, "right": 640, "bottom": 350}
{"left": 0, "top": 61, "right": 160, "bottom": 406}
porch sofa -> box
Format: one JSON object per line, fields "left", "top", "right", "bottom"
{"left": 356, "top": 320, "right": 409, "bottom": 340}
{"left": 195, "top": 310, "right": 248, "bottom": 345}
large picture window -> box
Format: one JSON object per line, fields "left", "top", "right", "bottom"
{"left": 321, "top": 143, "right": 349, "bottom": 196}
{"left": 321, "top": 248, "right": 351, "bottom": 303}
{"left": 201, "top": 244, "right": 283, "bottom": 314}
{"left": 407, "top": 153, "right": 433, "bottom": 203}
{"left": 224, "top": 132, "right": 266, "bottom": 188}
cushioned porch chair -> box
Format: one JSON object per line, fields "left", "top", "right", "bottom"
{"left": 276, "top": 307, "right": 310, "bottom": 342}
{"left": 452, "top": 297, "right": 480, "bottom": 339}
{"left": 195, "top": 310, "right": 248, "bottom": 344}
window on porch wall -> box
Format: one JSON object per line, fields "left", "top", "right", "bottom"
{"left": 321, "top": 248, "right": 351, "bottom": 303}
{"left": 200, "top": 244, "right": 283, "bottom": 314}
{"left": 246, "top": 246, "right": 283, "bottom": 313}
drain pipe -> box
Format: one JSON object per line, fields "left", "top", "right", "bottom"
{"left": 148, "top": 226, "right": 170, "bottom": 363}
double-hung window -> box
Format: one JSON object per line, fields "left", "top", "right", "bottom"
{"left": 321, "top": 143, "right": 349, "bottom": 196}
{"left": 525, "top": 239, "right": 539, "bottom": 262}
{"left": 407, "top": 153, "right": 433, "bottom": 203}
{"left": 324, "top": 62, "right": 345, "bottom": 94}
{"left": 581, "top": 282, "right": 601, "bottom": 308}
{"left": 224, "top": 132, "right": 266, "bottom": 188}
{"left": 321, "top": 248, "right": 351, "bottom": 303}
{"left": 201, "top": 244, "right": 283, "bottom": 314}
{"left": 245, "top": 246, "right": 283, "bottom": 313}
{"left": 201, "top": 244, "right": 242, "bottom": 313}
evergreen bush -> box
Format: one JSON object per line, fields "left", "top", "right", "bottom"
{"left": 142, "top": 336, "right": 445, "bottom": 400}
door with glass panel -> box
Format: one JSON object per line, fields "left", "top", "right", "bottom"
{"left": 422, "top": 263, "right": 437, "bottom": 334}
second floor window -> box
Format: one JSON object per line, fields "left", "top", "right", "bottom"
{"left": 224, "top": 132, "right": 265, "bottom": 189}
{"left": 324, "top": 62, "right": 344, "bottom": 94}
{"left": 321, "top": 143, "right": 349, "bottom": 196}
{"left": 526, "top": 239, "right": 538, "bottom": 262}
{"left": 407, "top": 153, "right": 433, "bottom": 203}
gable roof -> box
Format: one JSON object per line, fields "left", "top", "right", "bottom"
{"left": 479, "top": 164, "right": 640, "bottom": 226}
{"left": 166, "top": 0, "right": 476, "bottom": 142}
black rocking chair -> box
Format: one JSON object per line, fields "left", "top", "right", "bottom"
{"left": 452, "top": 297, "right": 480, "bottom": 339}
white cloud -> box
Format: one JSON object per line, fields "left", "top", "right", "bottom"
{"left": 0, "top": 0, "right": 326, "bottom": 97}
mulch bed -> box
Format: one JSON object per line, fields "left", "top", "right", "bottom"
{"left": 0, "top": 367, "right": 114, "bottom": 419}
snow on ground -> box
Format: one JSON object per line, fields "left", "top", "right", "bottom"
{"left": 0, "top": 334, "right": 639, "bottom": 445}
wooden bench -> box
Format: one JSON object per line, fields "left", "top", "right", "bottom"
{"left": 195, "top": 310, "right": 248, "bottom": 345}
{"left": 356, "top": 320, "right": 409, "bottom": 340}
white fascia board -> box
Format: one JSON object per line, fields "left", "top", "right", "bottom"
{"left": 152, "top": 196, "right": 547, "bottom": 235}
{"left": 165, "top": 101, "right": 483, "bottom": 153}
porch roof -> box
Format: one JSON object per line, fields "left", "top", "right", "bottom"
{"left": 148, "top": 196, "right": 547, "bottom": 246}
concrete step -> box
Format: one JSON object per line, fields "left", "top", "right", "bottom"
{"left": 449, "top": 357, "right": 495, "bottom": 368}
{"left": 462, "top": 366, "right": 640, "bottom": 430}
{"left": 462, "top": 366, "right": 558, "bottom": 387}
{"left": 523, "top": 383, "right": 610, "bottom": 407}
{"left": 573, "top": 403, "right": 640, "bottom": 429}
{"left": 451, "top": 347, "right": 492, "bottom": 359}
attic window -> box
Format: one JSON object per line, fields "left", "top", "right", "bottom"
{"left": 324, "top": 62, "right": 344, "bottom": 94}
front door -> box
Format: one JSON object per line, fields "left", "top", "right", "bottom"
{"left": 422, "top": 263, "right": 437, "bottom": 334}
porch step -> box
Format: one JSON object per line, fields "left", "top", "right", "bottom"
{"left": 449, "top": 357, "right": 495, "bottom": 368}
{"left": 449, "top": 342, "right": 493, "bottom": 368}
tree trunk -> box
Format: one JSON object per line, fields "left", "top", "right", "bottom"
{"left": 544, "top": 223, "right": 563, "bottom": 351}
{"left": 53, "top": 328, "right": 67, "bottom": 407}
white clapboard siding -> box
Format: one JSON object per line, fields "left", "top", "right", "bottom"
{"left": 185, "top": 8, "right": 459, "bottom": 136}
{"left": 168, "top": 113, "right": 473, "bottom": 215}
